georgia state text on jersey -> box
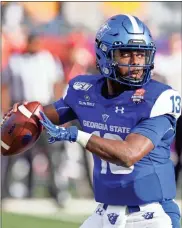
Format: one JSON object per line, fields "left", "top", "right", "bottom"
{"left": 53, "top": 75, "right": 181, "bottom": 206}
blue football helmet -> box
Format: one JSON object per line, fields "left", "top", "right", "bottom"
{"left": 95, "top": 14, "right": 156, "bottom": 87}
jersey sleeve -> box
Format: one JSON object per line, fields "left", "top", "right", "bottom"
{"left": 130, "top": 115, "right": 176, "bottom": 147}
{"left": 150, "top": 89, "right": 181, "bottom": 119}
{"left": 53, "top": 84, "right": 78, "bottom": 124}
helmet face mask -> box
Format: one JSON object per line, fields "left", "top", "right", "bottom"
{"left": 111, "top": 48, "right": 155, "bottom": 85}
{"left": 95, "top": 14, "right": 156, "bottom": 87}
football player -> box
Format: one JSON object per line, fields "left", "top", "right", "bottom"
{"left": 7, "top": 15, "right": 181, "bottom": 228}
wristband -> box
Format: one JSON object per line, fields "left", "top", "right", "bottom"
{"left": 76, "top": 130, "right": 92, "bottom": 148}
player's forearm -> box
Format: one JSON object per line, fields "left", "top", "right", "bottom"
{"left": 85, "top": 134, "right": 133, "bottom": 167}
{"left": 80, "top": 132, "right": 154, "bottom": 167}
{"left": 43, "top": 104, "right": 60, "bottom": 125}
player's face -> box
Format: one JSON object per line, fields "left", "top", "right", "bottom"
{"left": 113, "top": 49, "right": 146, "bottom": 79}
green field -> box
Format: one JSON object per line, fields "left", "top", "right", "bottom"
{"left": 2, "top": 212, "right": 81, "bottom": 228}
{"left": 2, "top": 211, "right": 182, "bottom": 228}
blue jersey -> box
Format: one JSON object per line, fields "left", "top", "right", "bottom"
{"left": 53, "top": 74, "right": 181, "bottom": 206}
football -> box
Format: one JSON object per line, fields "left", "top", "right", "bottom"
{"left": 1, "top": 101, "right": 43, "bottom": 156}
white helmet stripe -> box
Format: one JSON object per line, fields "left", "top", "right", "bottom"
{"left": 124, "top": 14, "right": 140, "bottom": 33}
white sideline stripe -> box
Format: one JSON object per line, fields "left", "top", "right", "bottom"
{"left": 124, "top": 14, "right": 140, "bottom": 33}
{"left": 1, "top": 140, "right": 10, "bottom": 150}
{"left": 18, "top": 105, "right": 32, "bottom": 118}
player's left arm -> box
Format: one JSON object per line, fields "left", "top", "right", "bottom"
{"left": 86, "top": 132, "right": 153, "bottom": 167}
{"left": 85, "top": 115, "right": 174, "bottom": 167}
{"left": 85, "top": 89, "right": 181, "bottom": 167}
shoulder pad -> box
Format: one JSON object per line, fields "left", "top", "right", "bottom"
{"left": 150, "top": 89, "right": 181, "bottom": 119}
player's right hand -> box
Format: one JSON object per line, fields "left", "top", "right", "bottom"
{"left": 39, "top": 111, "right": 78, "bottom": 144}
{"left": 1, "top": 101, "right": 28, "bottom": 125}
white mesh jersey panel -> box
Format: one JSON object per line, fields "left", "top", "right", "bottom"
{"left": 150, "top": 89, "right": 181, "bottom": 119}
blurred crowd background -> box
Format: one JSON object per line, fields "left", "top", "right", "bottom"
{"left": 1, "top": 1, "right": 182, "bottom": 208}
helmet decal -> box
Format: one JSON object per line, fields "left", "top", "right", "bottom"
{"left": 123, "top": 14, "right": 141, "bottom": 33}
{"left": 96, "top": 23, "right": 111, "bottom": 40}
